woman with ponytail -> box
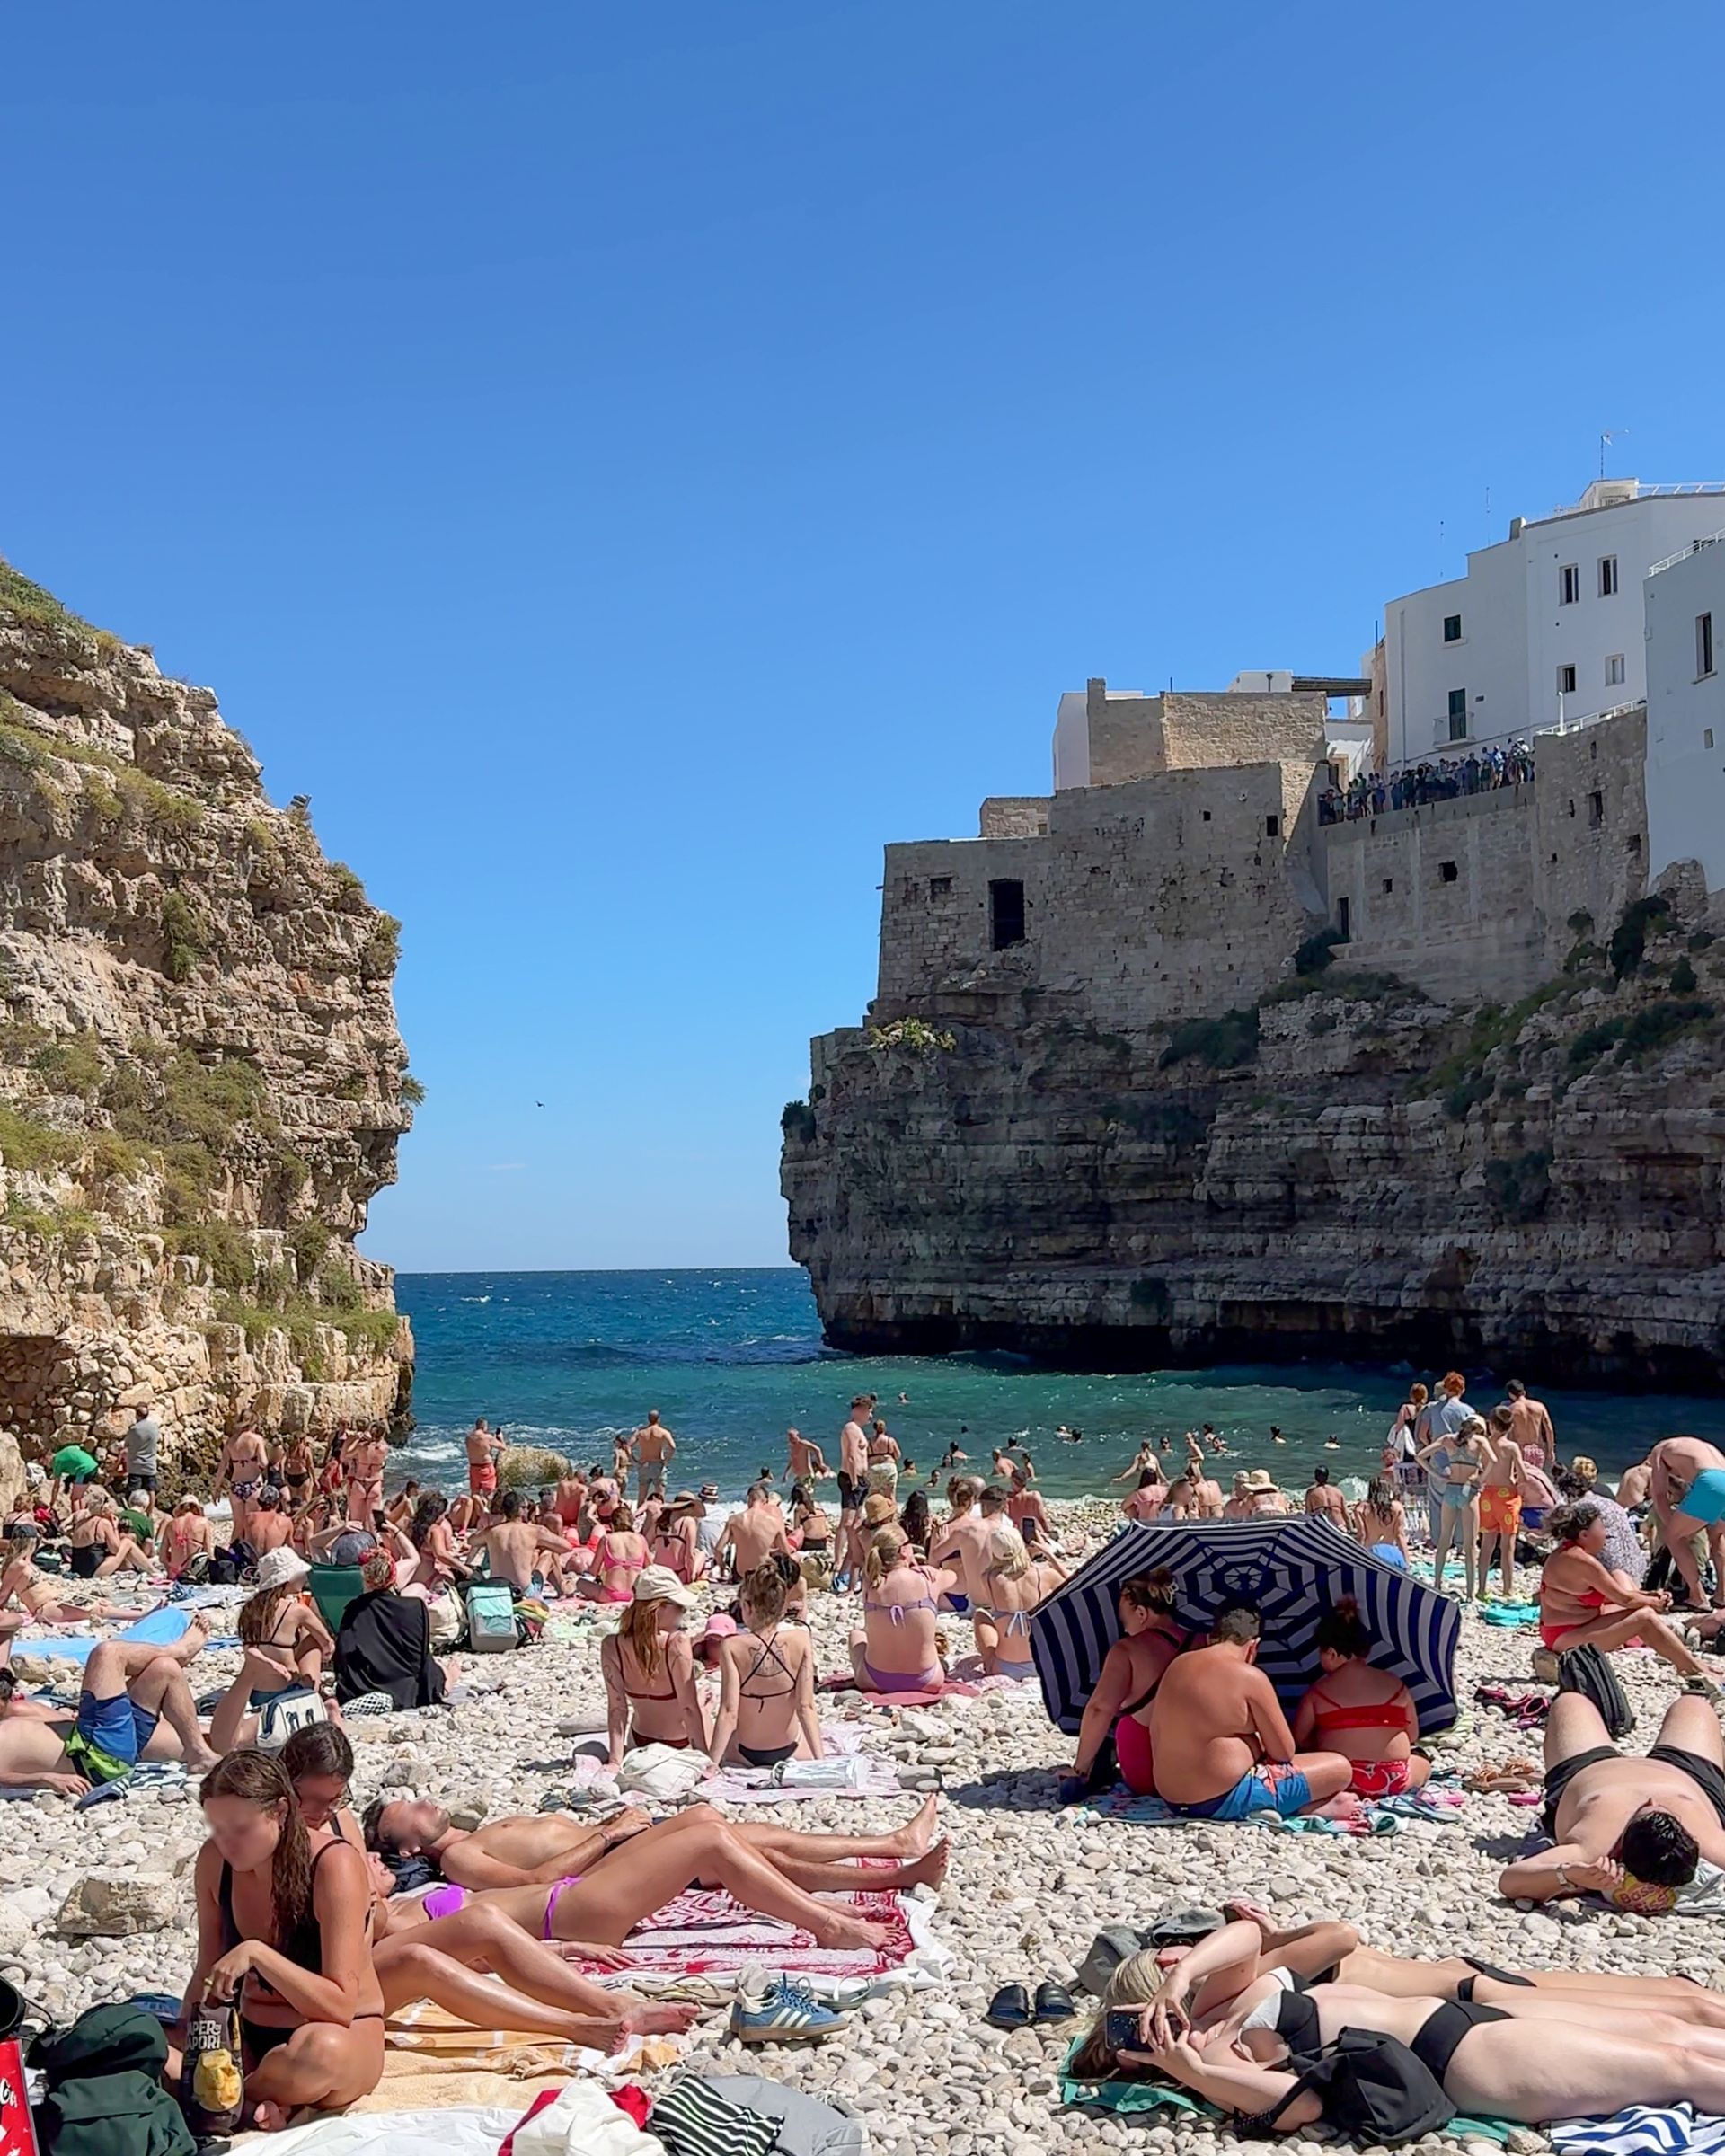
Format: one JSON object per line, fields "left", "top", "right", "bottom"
{"left": 1292, "top": 1600, "right": 1428, "bottom": 1798}
{"left": 185, "top": 1748, "right": 385, "bottom": 2127}
{"left": 848, "top": 1524, "right": 957, "bottom": 1694}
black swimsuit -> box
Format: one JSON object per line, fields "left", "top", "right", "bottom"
{"left": 1409, "top": 1997, "right": 1509, "bottom": 2084}
{"left": 219, "top": 1840, "right": 382, "bottom": 2063}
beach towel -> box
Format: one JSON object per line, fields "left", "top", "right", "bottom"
{"left": 19, "top": 1606, "right": 189, "bottom": 1665}
{"left": 1479, "top": 1600, "right": 1543, "bottom": 1627}
{"left": 817, "top": 1674, "right": 982, "bottom": 1705}
{"left": 566, "top": 1888, "right": 951, "bottom": 2002}
{"left": 701, "top": 1727, "right": 900, "bottom": 1803}
{"left": 384, "top": 1996, "right": 686, "bottom": 2085}
{"left": 1079, "top": 1788, "right": 1189, "bottom": 1827}
{"left": 1059, "top": 2049, "right": 1512, "bottom": 2142}
{"left": 230, "top": 2106, "right": 525, "bottom": 2156}
{"left": 1552, "top": 2107, "right": 1725, "bottom": 2155}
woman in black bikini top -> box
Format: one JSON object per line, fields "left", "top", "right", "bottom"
{"left": 709, "top": 1560, "right": 823, "bottom": 1770}
{"left": 186, "top": 1750, "right": 384, "bottom": 2129}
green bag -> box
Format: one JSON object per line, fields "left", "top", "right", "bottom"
{"left": 31, "top": 2004, "right": 196, "bottom": 2156}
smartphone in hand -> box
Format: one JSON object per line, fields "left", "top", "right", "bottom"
{"left": 1105, "top": 2009, "right": 1146, "bottom": 2054}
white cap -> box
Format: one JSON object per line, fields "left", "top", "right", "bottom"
{"left": 631, "top": 1564, "right": 697, "bottom": 1610}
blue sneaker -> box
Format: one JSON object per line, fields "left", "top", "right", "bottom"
{"left": 729, "top": 1969, "right": 848, "bottom": 2046}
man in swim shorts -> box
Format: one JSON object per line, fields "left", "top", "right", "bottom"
{"left": 1499, "top": 1689, "right": 1725, "bottom": 1906}
{"left": 1146, "top": 1604, "right": 1356, "bottom": 1820}
{"left": 465, "top": 1417, "right": 506, "bottom": 1500}
{"left": 1649, "top": 1436, "right": 1725, "bottom": 1608}
{"left": 0, "top": 1621, "right": 219, "bottom": 1791}
{"left": 1478, "top": 1409, "right": 1527, "bottom": 1600}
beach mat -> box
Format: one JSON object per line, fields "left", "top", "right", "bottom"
{"left": 566, "top": 1886, "right": 922, "bottom": 1990}
{"left": 20, "top": 1605, "right": 188, "bottom": 1664}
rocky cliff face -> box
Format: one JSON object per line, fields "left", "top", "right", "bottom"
{"left": 783, "top": 888, "right": 1725, "bottom": 1386}
{"left": 0, "top": 561, "right": 414, "bottom": 1471}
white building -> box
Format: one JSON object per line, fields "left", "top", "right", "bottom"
{"left": 1383, "top": 479, "right": 1725, "bottom": 769}
{"left": 1643, "top": 531, "right": 1725, "bottom": 888}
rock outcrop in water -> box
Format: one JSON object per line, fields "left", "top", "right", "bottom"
{"left": 783, "top": 888, "right": 1725, "bottom": 1387}
{"left": 0, "top": 561, "right": 414, "bottom": 1472}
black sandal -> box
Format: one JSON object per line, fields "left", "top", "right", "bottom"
{"left": 1033, "top": 1981, "right": 1078, "bottom": 2025}
{"left": 986, "top": 1984, "right": 1034, "bottom": 2028}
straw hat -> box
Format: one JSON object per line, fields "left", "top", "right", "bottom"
{"left": 662, "top": 1489, "right": 705, "bottom": 1517}
{"left": 631, "top": 1564, "right": 697, "bottom": 1610}
{"left": 1244, "top": 1469, "right": 1277, "bottom": 1493}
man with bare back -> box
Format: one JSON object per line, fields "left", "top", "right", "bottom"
{"left": 929, "top": 1476, "right": 992, "bottom": 1613}
{"left": 632, "top": 1411, "right": 676, "bottom": 1502}
{"left": 466, "top": 1417, "right": 507, "bottom": 1502}
{"left": 836, "top": 1396, "right": 871, "bottom": 1590}
{"left": 474, "top": 1491, "right": 574, "bottom": 1595}
{"left": 713, "top": 1483, "right": 791, "bottom": 1578}
{"left": 1649, "top": 1436, "right": 1725, "bottom": 1608}
{"left": 786, "top": 1427, "right": 829, "bottom": 1484}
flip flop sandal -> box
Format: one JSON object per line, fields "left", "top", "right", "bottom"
{"left": 986, "top": 1984, "right": 1035, "bottom": 2029}
{"left": 1033, "top": 1982, "right": 1078, "bottom": 2025}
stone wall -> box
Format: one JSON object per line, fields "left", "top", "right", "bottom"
{"left": 877, "top": 760, "right": 1324, "bottom": 1030}
{"left": 1084, "top": 683, "right": 1329, "bottom": 789}
{"left": 1532, "top": 705, "right": 1650, "bottom": 962}
{"left": 978, "top": 797, "right": 1050, "bottom": 839}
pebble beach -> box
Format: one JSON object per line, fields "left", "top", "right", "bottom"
{"left": 5, "top": 1497, "right": 1721, "bottom": 2156}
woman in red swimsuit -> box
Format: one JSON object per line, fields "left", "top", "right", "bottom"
{"left": 1535, "top": 1502, "right": 1709, "bottom": 1679}
{"left": 1293, "top": 1599, "right": 1428, "bottom": 1798}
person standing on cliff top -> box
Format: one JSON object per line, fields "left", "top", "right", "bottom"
{"left": 834, "top": 1397, "right": 871, "bottom": 1591}
{"left": 632, "top": 1410, "right": 676, "bottom": 1503}
{"left": 1503, "top": 1379, "right": 1556, "bottom": 1469}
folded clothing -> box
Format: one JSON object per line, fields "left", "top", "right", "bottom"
{"left": 650, "top": 2075, "right": 778, "bottom": 2156}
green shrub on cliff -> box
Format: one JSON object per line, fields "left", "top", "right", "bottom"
{"left": 1609, "top": 894, "right": 1672, "bottom": 980}
{"left": 866, "top": 1019, "right": 957, "bottom": 1052}
{"left": 1294, "top": 927, "right": 1345, "bottom": 976}
{"left": 1158, "top": 1006, "right": 1260, "bottom": 1071}
{"left": 160, "top": 891, "right": 208, "bottom": 982}
{"left": 0, "top": 561, "right": 119, "bottom": 654}
{"left": 1483, "top": 1148, "right": 1552, "bottom": 1223}
{"left": 0, "top": 1105, "right": 75, "bottom": 1171}
{"left": 781, "top": 1100, "right": 818, "bottom": 1144}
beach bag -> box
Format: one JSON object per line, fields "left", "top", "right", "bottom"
{"left": 464, "top": 1581, "right": 518, "bottom": 1653}
{"left": 255, "top": 1687, "right": 326, "bottom": 1753}
{"left": 618, "top": 1742, "right": 710, "bottom": 1801}
{"left": 1558, "top": 1640, "right": 1635, "bottom": 1738}
{"left": 208, "top": 1538, "right": 255, "bottom": 1586}
{"left": 425, "top": 1591, "right": 462, "bottom": 1652}
{"left": 32, "top": 2003, "right": 195, "bottom": 2156}
{"left": 178, "top": 2002, "right": 244, "bottom": 2141}
{"left": 800, "top": 1549, "right": 834, "bottom": 1591}
{"left": 1266, "top": 2029, "right": 1453, "bottom": 2145}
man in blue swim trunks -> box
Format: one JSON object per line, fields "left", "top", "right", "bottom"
{"left": 1147, "top": 1604, "right": 1357, "bottom": 1821}
{"left": 1650, "top": 1437, "right": 1725, "bottom": 1611}
{"left": 0, "top": 1619, "right": 219, "bottom": 1794}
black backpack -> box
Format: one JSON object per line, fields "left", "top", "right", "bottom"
{"left": 208, "top": 1538, "right": 256, "bottom": 1586}
{"left": 1263, "top": 2030, "right": 1454, "bottom": 2146}
{"left": 1558, "top": 1639, "right": 1636, "bottom": 1739}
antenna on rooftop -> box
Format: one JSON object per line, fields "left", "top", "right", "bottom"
{"left": 1600, "top": 427, "right": 1629, "bottom": 479}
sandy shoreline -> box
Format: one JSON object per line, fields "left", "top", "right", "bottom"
{"left": 3, "top": 1499, "right": 1721, "bottom": 2156}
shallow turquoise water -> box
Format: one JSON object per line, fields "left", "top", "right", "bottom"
{"left": 390, "top": 1268, "right": 1725, "bottom": 1499}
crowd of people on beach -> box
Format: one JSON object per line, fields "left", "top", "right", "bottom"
{"left": 1316, "top": 738, "right": 1536, "bottom": 825}
{"left": 5, "top": 1376, "right": 1725, "bottom": 2137}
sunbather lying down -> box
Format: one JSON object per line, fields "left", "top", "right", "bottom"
{"left": 1076, "top": 1915, "right": 1725, "bottom": 2126}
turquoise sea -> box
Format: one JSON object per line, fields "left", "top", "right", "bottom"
{"left": 391, "top": 1268, "right": 1725, "bottom": 1499}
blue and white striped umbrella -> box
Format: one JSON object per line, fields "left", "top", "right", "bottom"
{"left": 1030, "top": 1517, "right": 1461, "bottom": 1736}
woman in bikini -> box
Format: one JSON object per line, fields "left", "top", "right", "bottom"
{"left": 181, "top": 1748, "right": 385, "bottom": 2130}
{"left": 1354, "top": 1477, "right": 1410, "bottom": 1566}
{"left": 1082, "top": 1940, "right": 1725, "bottom": 2127}
{"left": 586, "top": 1502, "right": 649, "bottom": 1604}
{"left": 708, "top": 1560, "right": 823, "bottom": 1767}
{"left": 647, "top": 1493, "right": 703, "bottom": 1585}
{"left": 1060, "top": 1569, "right": 1186, "bottom": 1802}
{"left": 279, "top": 1435, "right": 316, "bottom": 1508}
{"left": 369, "top": 1805, "right": 933, "bottom": 1957}
{"left": 1291, "top": 1600, "right": 1428, "bottom": 1798}
{"left": 0, "top": 1518, "right": 126, "bottom": 1629}
{"left": 280, "top": 1724, "right": 699, "bottom": 2048}
{"left": 402, "top": 1492, "right": 469, "bottom": 1595}
{"left": 1537, "top": 1500, "right": 1712, "bottom": 1683}
{"left": 66, "top": 1489, "right": 153, "bottom": 1580}
{"left": 1417, "top": 1410, "right": 1491, "bottom": 1602}
{"left": 599, "top": 1566, "right": 707, "bottom": 1765}
{"left": 848, "top": 1524, "right": 957, "bottom": 1696}
{"left": 163, "top": 1495, "right": 217, "bottom": 1582}
{"left": 208, "top": 1548, "right": 335, "bottom": 1754}
{"left": 790, "top": 1482, "right": 830, "bottom": 1552}
{"left": 974, "top": 1523, "right": 1066, "bottom": 1680}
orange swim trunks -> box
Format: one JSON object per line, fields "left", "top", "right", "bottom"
{"left": 469, "top": 1461, "right": 499, "bottom": 1497}
{"left": 1479, "top": 1485, "right": 1522, "bottom": 1534}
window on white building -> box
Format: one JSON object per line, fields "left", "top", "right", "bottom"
{"left": 1443, "top": 614, "right": 1463, "bottom": 642}
{"left": 1557, "top": 664, "right": 1578, "bottom": 695}
{"left": 1446, "top": 688, "right": 1467, "bottom": 741}
{"left": 1560, "top": 563, "right": 1580, "bottom": 605}
{"left": 1605, "top": 653, "right": 1625, "bottom": 687}
{"left": 1701, "top": 613, "right": 1717, "bottom": 679}
{"left": 1598, "top": 556, "right": 1619, "bottom": 596}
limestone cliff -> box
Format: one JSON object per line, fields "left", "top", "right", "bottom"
{"left": 783, "top": 890, "right": 1725, "bottom": 1386}
{"left": 0, "top": 561, "right": 415, "bottom": 1470}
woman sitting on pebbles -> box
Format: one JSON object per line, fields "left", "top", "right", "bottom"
{"left": 974, "top": 1523, "right": 1066, "bottom": 1680}
{"left": 707, "top": 1559, "right": 823, "bottom": 1767}
{"left": 1537, "top": 1501, "right": 1719, "bottom": 1691}
{"left": 1354, "top": 1477, "right": 1410, "bottom": 1567}
{"left": 1060, "top": 1570, "right": 1186, "bottom": 1802}
{"left": 402, "top": 1492, "right": 469, "bottom": 1596}
{"left": 849, "top": 1524, "right": 958, "bottom": 1695}
{"left": 208, "top": 1549, "right": 335, "bottom": 1754}
{"left": 1291, "top": 1600, "right": 1427, "bottom": 1798}
{"left": 586, "top": 1501, "right": 650, "bottom": 1604}
{"left": 1078, "top": 1930, "right": 1725, "bottom": 2125}
{"left": 0, "top": 1518, "right": 128, "bottom": 1628}
{"left": 599, "top": 1566, "right": 708, "bottom": 1763}
{"left": 66, "top": 1489, "right": 154, "bottom": 1580}
{"left": 164, "top": 1495, "right": 217, "bottom": 1583}
{"left": 181, "top": 1748, "right": 385, "bottom": 2130}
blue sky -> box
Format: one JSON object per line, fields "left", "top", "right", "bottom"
{"left": 6, "top": 3, "right": 1723, "bottom": 1271}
